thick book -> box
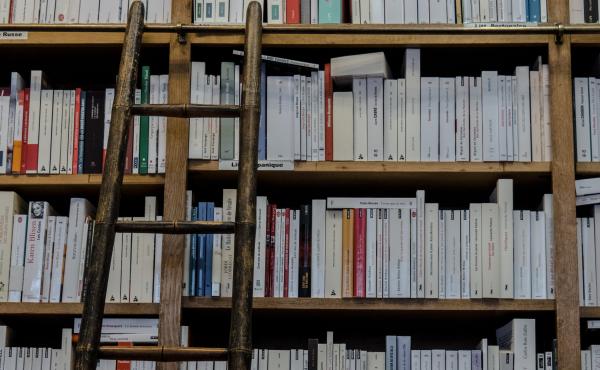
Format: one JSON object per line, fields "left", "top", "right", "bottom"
{"left": 7, "top": 214, "right": 27, "bottom": 302}
{"left": 366, "top": 77, "right": 384, "bottom": 161}
{"left": 342, "top": 208, "right": 354, "bottom": 297}
{"left": 220, "top": 62, "right": 236, "bottom": 160}
{"left": 352, "top": 77, "right": 368, "bottom": 161}
{"left": 514, "top": 210, "right": 532, "bottom": 299}
{"left": 490, "top": 179, "right": 514, "bottom": 299}
{"left": 311, "top": 199, "right": 326, "bottom": 298}
{"left": 420, "top": 77, "right": 440, "bottom": 161}
{"left": 404, "top": 49, "right": 421, "bottom": 161}
{"left": 425, "top": 203, "right": 439, "bottom": 298}
{"left": 0, "top": 192, "right": 26, "bottom": 301}
{"left": 26, "top": 70, "right": 46, "bottom": 174}
{"left": 469, "top": 77, "right": 483, "bottom": 162}
{"left": 332, "top": 92, "right": 353, "bottom": 161}
{"left": 331, "top": 52, "right": 391, "bottom": 87}
{"left": 496, "top": 319, "right": 536, "bottom": 370}
{"left": 325, "top": 210, "right": 342, "bottom": 298}
{"left": 266, "top": 76, "right": 295, "bottom": 160}
{"left": 482, "top": 203, "right": 500, "bottom": 298}
{"left": 221, "top": 189, "right": 237, "bottom": 297}
{"left": 82, "top": 90, "right": 105, "bottom": 174}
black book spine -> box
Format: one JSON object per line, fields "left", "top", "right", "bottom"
{"left": 83, "top": 90, "right": 105, "bottom": 174}
{"left": 299, "top": 204, "right": 311, "bottom": 297}
{"left": 307, "top": 338, "right": 318, "bottom": 370}
{"left": 585, "top": 0, "right": 598, "bottom": 22}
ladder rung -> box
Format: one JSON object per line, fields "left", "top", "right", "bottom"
{"left": 114, "top": 220, "right": 235, "bottom": 234}
{"left": 98, "top": 346, "right": 229, "bottom": 362}
{"left": 130, "top": 104, "right": 241, "bottom": 118}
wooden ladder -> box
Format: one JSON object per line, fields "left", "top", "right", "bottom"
{"left": 74, "top": 2, "right": 263, "bottom": 369}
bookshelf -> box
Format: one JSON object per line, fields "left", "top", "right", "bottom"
{"left": 0, "top": 0, "right": 589, "bottom": 366}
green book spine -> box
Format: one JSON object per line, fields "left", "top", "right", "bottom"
{"left": 139, "top": 66, "right": 150, "bottom": 174}
{"left": 219, "top": 62, "right": 236, "bottom": 160}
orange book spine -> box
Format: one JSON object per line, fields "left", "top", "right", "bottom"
{"left": 11, "top": 90, "right": 25, "bottom": 173}
{"left": 342, "top": 208, "right": 354, "bottom": 298}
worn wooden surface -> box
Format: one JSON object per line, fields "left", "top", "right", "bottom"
{"left": 157, "top": 0, "right": 191, "bottom": 366}
{"left": 99, "top": 346, "right": 228, "bottom": 361}
{"left": 549, "top": 36, "right": 580, "bottom": 370}
{"left": 131, "top": 104, "right": 240, "bottom": 117}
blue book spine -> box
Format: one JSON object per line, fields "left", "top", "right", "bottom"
{"left": 189, "top": 206, "right": 198, "bottom": 296}
{"left": 318, "top": 0, "right": 341, "bottom": 23}
{"left": 78, "top": 91, "right": 86, "bottom": 174}
{"left": 258, "top": 63, "right": 267, "bottom": 160}
{"left": 196, "top": 202, "right": 207, "bottom": 296}
{"left": 527, "top": 0, "right": 540, "bottom": 22}
{"left": 204, "top": 202, "right": 214, "bottom": 295}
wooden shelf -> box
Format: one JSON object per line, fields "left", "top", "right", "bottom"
{"left": 0, "top": 174, "right": 164, "bottom": 187}
{"left": 0, "top": 303, "right": 159, "bottom": 316}
{"left": 576, "top": 163, "right": 600, "bottom": 176}
{"left": 580, "top": 307, "right": 600, "bottom": 318}
{"left": 0, "top": 32, "right": 170, "bottom": 46}
{"left": 183, "top": 297, "right": 555, "bottom": 313}
{"left": 188, "top": 161, "right": 551, "bottom": 189}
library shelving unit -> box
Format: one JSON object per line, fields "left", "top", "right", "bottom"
{"left": 0, "top": 0, "right": 588, "bottom": 367}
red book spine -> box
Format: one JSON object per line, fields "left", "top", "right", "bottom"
{"left": 286, "top": 0, "right": 300, "bottom": 23}
{"left": 116, "top": 342, "right": 132, "bottom": 370}
{"left": 72, "top": 88, "right": 81, "bottom": 175}
{"left": 20, "top": 89, "right": 30, "bottom": 175}
{"left": 353, "top": 208, "right": 366, "bottom": 297}
{"left": 324, "top": 64, "right": 333, "bottom": 161}
{"left": 283, "top": 208, "right": 290, "bottom": 297}
{"left": 268, "top": 205, "right": 277, "bottom": 297}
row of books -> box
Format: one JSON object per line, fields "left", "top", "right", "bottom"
{"left": 97, "top": 361, "right": 158, "bottom": 370}
{"left": 191, "top": 50, "right": 551, "bottom": 163}
{"left": 0, "top": 328, "right": 73, "bottom": 370}
{"left": 573, "top": 77, "right": 600, "bottom": 163}
{"left": 570, "top": 0, "right": 600, "bottom": 24}
{"left": 191, "top": 0, "right": 548, "bottom": 24}
{"left": 1, "top": 69, "right": 167, "bottom": 175}
{"left": 576, "top": 177, "right": 600, "bottom": 206}
{"left": 1, "top": 0, "right": 171, "bottom": 24}
{"left": 581, "top": 347, "right": 600, "bottom": 370}
{"left": 182, "top": 180, "right": 555, "bottom": 300}
{"left": 0, "top": 193, "right": 162, "bottom": 303}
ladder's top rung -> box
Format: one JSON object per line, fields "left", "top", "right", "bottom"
{"left": 114, "top": 220, "right": 235, "bottom": 234}
{"left": 98, "top": 346, "right": 229, "bottom": 362}
{"left": 130, "top": 104, "right": 240, "bottom": 118}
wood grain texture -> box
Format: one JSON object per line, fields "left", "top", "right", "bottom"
{"left": 0, "top": 32, "right": 169, "bottom": 46}
{"left": 580, "top": 307, "right": 600, "bottom": 318}
{"left": 549, "top": 37, "right": 580, "bottom": 370}
{"left": 576, "top": 162, "right": 600, "bottom": 175}
{"left": 158, "top": 0, "right": 191, "bottom": 364}
{"left": 0, "top": 303, "right": 159, "bottom": 316}
{"left": 183, "top": 297, "right": 555, "bottom": 312}
{"left": 0, "top": 174, "right": 163, "bottom": 186}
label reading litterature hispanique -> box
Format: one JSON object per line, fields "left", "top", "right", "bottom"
{"left": 218, "top": 160, "right": 295, "bottom": 171}
{"left": 0, "top": 31, "right": 28, "bottom": 40}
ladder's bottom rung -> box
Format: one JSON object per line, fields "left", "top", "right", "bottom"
{"left": 98, "top": 346, "right": 229, "bottom": 362}
{"left": 130, "top": 104, "right": 240, "bottom": 118}
{"left": 114, "top": 220, "right": 235, "bottom": 234}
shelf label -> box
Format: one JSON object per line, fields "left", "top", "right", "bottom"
{"left": 0, "top": 31, "right": 28, "bottom": 40}
{"left": 463, "top": 22, "right": 538, "bottom": 28}
{"left": 219, "top": 160, "right": 295, "bottom": 171}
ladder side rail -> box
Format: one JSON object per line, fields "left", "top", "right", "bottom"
{"left": 75, "top": 2, "right": 145, "bottom": 369}
{"left": 228, "top": 2, "right": 263, "bottom": 370}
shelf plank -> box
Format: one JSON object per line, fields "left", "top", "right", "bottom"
{"left": 0, "top": 32, "right": 170, "bottom": 46}
{"left": 580, "top": 307, "right": 600, "bottom": 318}
{"left": 0, "top": 303, "right": 159, "bottom": 316}
{"left": 188, "top": 161, "right": 551, "bottom": 189}
{"left": 576, "top": 163, "right": 600, "bottom": 176}
{"left": 183, "top": 297, "right": 555, "bottom": 312}
{"left": 0, "top": 174, "right": 164, "bottom": 187}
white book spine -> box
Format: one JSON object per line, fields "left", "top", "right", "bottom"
{"left": 383, "top": 209, "right": 390, "bottom": 297}
{"left": 300, "top": 76, "right": 307, "bottom": 161}
{"left": 49, "top": 90, "right": 63, "bottom": 174}
{"left": 420, "top": 77, "right": 440, "bottom": 162}
{"left": 514, "top": 210, "right": 532, "bottom": 299}
{"left": 460, "top": 210, "right": 470, "bottom": 299}
{"left": 512, "top": 76, "right": 519, "bottom": 162}
{"left": 311, "top": 199, "right": 326, "bottom": 298}
{"left": 148, "top": 76, "right": 160, "bottom": 173}
{"left": 516, "top": 66, "right": 532, "bottom": 162}
{"left": 40, "top": 215, "right": 56, "bottom": 302}
{"left": 506, "top": 77, "right": 514, "bottom": 161}
{"left": 353, "top": 77, "right": 368, "bottom": 161}
{"left": 397, "top": 79, "right": 406, "bottom": 161}
{"left": 189, "top": 62, "right": 205, "bottom": 159}
{"left": 153, "top": 215, "right": 162, "bottom": 303}
{"left": 22, "top": 201, "right": 53, "bottom": 302}
{"left": 37, "top": 90, "right": 53, "bottom": 174}
{"left": 333, "top": 92, "right": 354, "bottom": 161}
{"left": 57, "top": 91, "right": 69, "bottom": 174}
{"left": 266, "top": 76, "right": 295, "bottom": 160}
{"left": 416, "top": 190, "right": 425, "bottom": 298}
{"left": 531, "top": 211, "right": 547, "bottom": 299}
{"left": 439, "top": 77, "right": 456, "bottom": 162}
{"left": 384, "top": 0, "right": 403, "bottom": 22}
{"left": 482, "top": 71, "right": 500, "bottom": 161}
{"left": 541, "top": 65, "right": 551, "bottom": 161}
{"left": 367, "top": 77, "right": 384, "bottom": 161}
{"left": 482, "top": 203, "right": 500, "bottom": 298}
{"left": 410, "top": 208, "right": 417, "bottom": 297}
{"left": 66, "top": 90, "right": 75, "bottom": 175}
{"left": 469, "top": 77, "right": 483, "bottom": 162}
{"left": 456, "top": 76, "right": 470, "bottom": 162}
{"left": 106, "top": 219, "right": 123, "bottom": 303}
{"left": 530, "top": 70, "right": 543, "bottom": 162}
{"left": 182, "top": 191, "right": 192, "bottom": 296}
{"left": 212, "top": 207, "right": 223, "bottom": 297}
{"left": 425, "top": 203, "right": 439, "bottom": 298}
{"left": 0, "top": 193, "right": 22, "bottom": 302}
{"left": 293, "top": 75, "right": 301, "bottom": 161}
{"left": 383, "top": 79, "right": 398, "bottom": 161}
{"left": 133, "top": 89, "right": 142, "bottom": 173}
{"left": 158, "top": 75, "right": 168, "bottom": 173}
{"left": 8, "top": 214, "right": 27, "bottom": 302}
{"left": 542, "top": 194, "right": 554, "bottom": 299}
{"left": 253, "top": 197, "right": 267, "bottom": 297}
{"left": 211, "top": 76, "right": 220, "bottom": 160}
{"left": 360, "top": 0, "right": 370, "bottom": 22}
{"left": 498, "top": 76, "right": 508, "bottom": 161}
{"left": 26, "top": 71, "right": 44, "bottom": 174}
{"left": 492, "top": 179, "right": 514, "bottom": 299}
{"left": 417, "top": 0, "right": 429, "bottom": 22}
{"left": 49, "top": 216, "right": 68, "bottom": 302}
{"left": 405, "top": 49, "right": 421, "bottom": 161}
{"left": 578, "top": 218, "right": 584, "bottom": 305}
{"left": 429, "top": 0, "right": 447, "bottom": 23}
{"left": 469, "top": 203, "right": 483, "bottom": 298}
{"left": 289, "top": 209, "right": 300, "bottom": 298}
{"left": 573, "top": 78, "right": 592, "bottom": 162}
{"left": 445, "top": 210, "right": 460, "bottom": 298}
{"left": 438, "top": 210, "right": 446, "bottom": 299}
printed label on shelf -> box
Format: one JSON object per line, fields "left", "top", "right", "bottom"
{"left": 0, "top": 31, "right": 28, "bottom": 40}
{"left": 463, "top": 22, "right": 538, "bottom": 28}
{"left": 219, "top": 160, "right": 295, "bottom": 171}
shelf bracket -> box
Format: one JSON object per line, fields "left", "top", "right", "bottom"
{"left": 554, "top": 23, "right": 564, "bottom": 44}
{"left": 176, "top": 23, "right": 186, "bottom": 44}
